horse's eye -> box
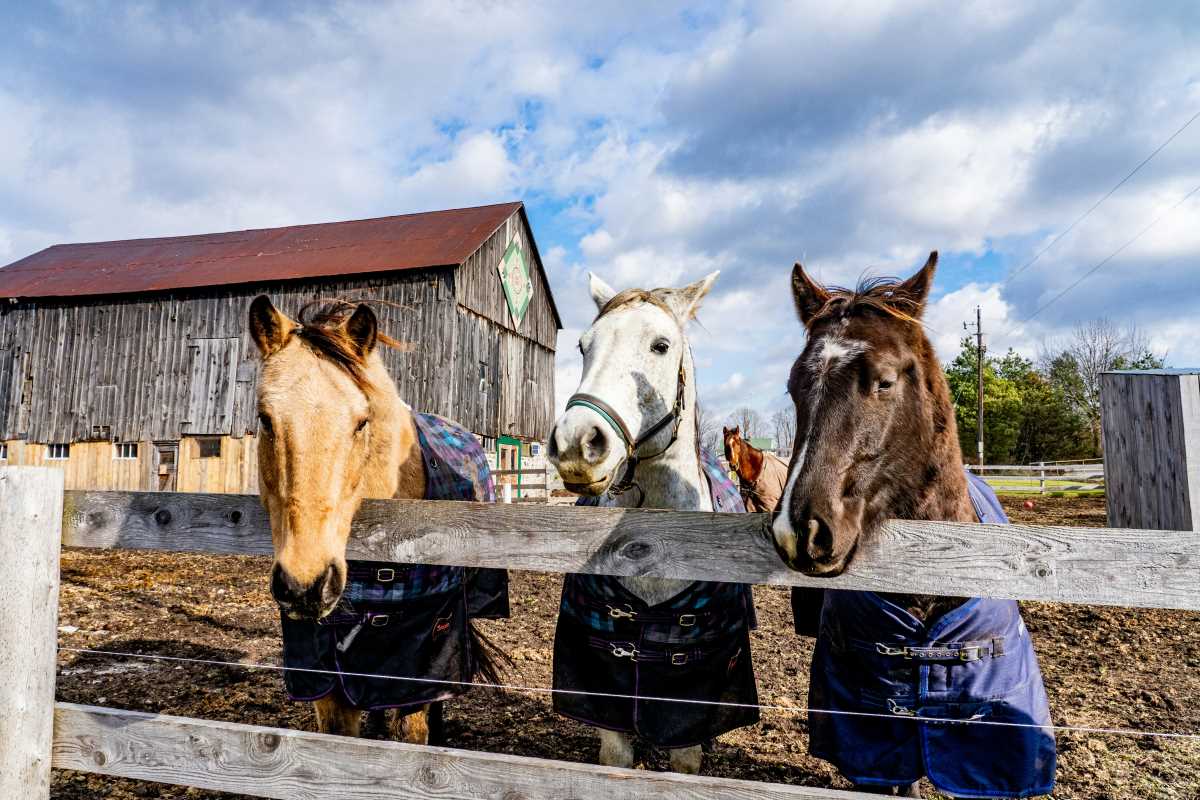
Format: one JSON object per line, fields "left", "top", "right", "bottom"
{"left": 354, "top": 418, "right": 369, "bottom": 434}
{"left": 651, "top": 340, "right": 670, "bottom": 355}
{"left": 258, "top": 413, "right": 273, "bottom": 434}
{"left": 877, "top": 379, "right": 895, "bottom": 392}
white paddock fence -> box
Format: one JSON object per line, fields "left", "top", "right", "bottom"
{"left": 2, "top": 465, "right": 1198, "bottom": 799}
{"left": 966, "top": 462, "right": 1105, "bottom": 494}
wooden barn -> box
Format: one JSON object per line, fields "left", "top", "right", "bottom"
{"left": 0, "top": 201, "right": 560, "bottom": 493}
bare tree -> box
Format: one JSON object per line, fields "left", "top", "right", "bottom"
{"left": 771, "top": 406, "right": 796, "bottom": 454}
{"left": 1041, "top": 318, "right": 1164, "bottom": 453}
{"left": 727, "top": 406, "right": 764, "bottom": 440}
{"left": 696, "top": 403, "right": 723, "bottom": 455}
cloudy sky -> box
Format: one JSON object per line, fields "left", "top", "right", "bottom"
{"left": 3, "top": 1, "right": 1199, "bottom": 429}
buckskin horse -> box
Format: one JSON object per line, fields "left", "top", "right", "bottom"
{"left": 548, "top": 272, "right": 757, "bottom": 774}
{"left": 249, "top": 297, "right": 507, "bottom": 744}
{"left": 770, "top": 253, "right": 1056, "bottom": 798}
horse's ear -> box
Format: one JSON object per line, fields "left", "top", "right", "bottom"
{"left": 249, "top": 295, "right": 294, "bottom": 358}
{"left": 791, "top": 262, "right": 830, "bottom": 327}
{"left": 668, "top": 271, "right": 718, "bottom": 320}
{"left": 897, "top": 251, "right": 938, "bottom": 316}
{"left": 589, "top": 272, "right": 618, "bottom": 312}
{"left": 345, "top": 303, "right": 378, "bottom": 357}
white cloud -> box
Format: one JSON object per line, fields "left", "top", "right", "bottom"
{"left": 4, "top": 0, "right": 1200, "bottom": 419}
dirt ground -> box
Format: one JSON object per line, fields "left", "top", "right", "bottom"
{"left": 52, "top": 495, "right": 1200, "bottom": 799}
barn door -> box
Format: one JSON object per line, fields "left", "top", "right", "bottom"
{"left": 184, "top": 337, "right": 240, "bottom": 435}
{"left": 154, "top": 441, "right": 179, "bottom": 492}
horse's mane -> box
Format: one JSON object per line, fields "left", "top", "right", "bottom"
{"left": 598, "top": 288, "right": 700, "bottom": 322}
{"left": 813, "top": 275, "right": 924, "bottom": 327}
{"left": 294, "top": 300, "right": 403, "bottom": 391}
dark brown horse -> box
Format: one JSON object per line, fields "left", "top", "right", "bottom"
{"left": 770, "top": 252, "right": 971, "bottom": 620}
{"left": 770, "top": 252, "right": 1056, "bottom": 798}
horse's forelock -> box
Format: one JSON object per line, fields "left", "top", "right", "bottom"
{"left": 596, "top": 289, "right": 678, "bottom": 322}
{"left": 294, "top": 300, "right": 372, "bottom": 391}
{"left": 811, "top": 276, "right": 924, "bottom": 329}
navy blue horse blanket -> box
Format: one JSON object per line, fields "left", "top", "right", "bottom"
{"left": 808, "top": 473, "right": 1056, "bottom": 797}
{"left": 280, "top": 413, "right": 508, "bottom": 710}
{"left": 553, "top": 449, "right": 759, "bottom": 748}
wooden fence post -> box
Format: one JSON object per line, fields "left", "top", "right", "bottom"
{"left": 0, "top": 467, "right": 65, "bottom": 799}
{"left": 1101, "top": 369, "right": 1200, "bottom": 530}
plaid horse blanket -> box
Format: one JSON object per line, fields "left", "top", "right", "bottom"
{"left": 552, "top": 449, "right": 759, "bottom": 748}
{"left": 809, "top": 473, "right": 1056, "bottom": 797}
{"left": 280, "top": 413, "right": 508, "bottom": 710}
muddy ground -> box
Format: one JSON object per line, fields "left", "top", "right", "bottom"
{"left": 52, "top": 495, "right": 1200, "bottom": 799}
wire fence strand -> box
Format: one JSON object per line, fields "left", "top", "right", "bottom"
{"left": 58, "top": 645, "right": 1200, "bottom": 743}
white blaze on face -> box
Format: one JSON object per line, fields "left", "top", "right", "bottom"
{"left": 810, "top": 335, "right": 869, "bottom": 379}
{"left": 771, "top": 335, "right": 870, "bottom": 554}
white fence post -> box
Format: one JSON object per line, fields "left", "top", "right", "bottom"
{"left": 0, "top": 467, "right": 65, "bottom": 800}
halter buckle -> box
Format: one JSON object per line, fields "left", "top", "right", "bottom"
{"left": 376, "top": 568, "right": 395, "bottom": 582}
{"left": 607, "top": 604, "right": 638, "bottom": 621}
{"left": 610, "top": 644, "right": 639, "bottom": 661}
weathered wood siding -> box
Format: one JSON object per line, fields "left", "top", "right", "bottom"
{"left": 455, "top": 207, "right": 558, "bottom": 351}
{"left": 1100, "top": 370, "right": 1200, "bottom": 531}
{"left": 0, "top": 268, "right": 554, "bottom": 448}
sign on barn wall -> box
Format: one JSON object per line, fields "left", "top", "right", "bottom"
{"left": 498, "top": 238, "right": 532, "bottom": 328}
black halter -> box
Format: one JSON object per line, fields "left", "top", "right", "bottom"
{"left": 565, "top": 360, "right": 688, "bottom": 502}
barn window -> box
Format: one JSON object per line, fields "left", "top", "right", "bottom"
{"left": 196, "top": 437, "right": 222, "bottom": 459}
{"left": 0, "top": 443, "right": 7, "bottom": 460}
{"left": 113, "top": 442, "right": 139, "bottom": 460}
{"left": 479, "top": 361, "right": 489, "bottom": 393}
{"left": 47, "top": 443, "right": 70, "bottom": 460}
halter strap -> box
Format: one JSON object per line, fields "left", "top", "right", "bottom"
{"left": 564, "top": 360, "right": 689, "bottom": 500}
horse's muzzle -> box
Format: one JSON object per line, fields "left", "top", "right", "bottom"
{"left": 271, "top": 561, "right": 345, "bottom": 621}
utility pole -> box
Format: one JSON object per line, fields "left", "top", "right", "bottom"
{"left": 964, "top": 307, "right": 985, "bottom": 466}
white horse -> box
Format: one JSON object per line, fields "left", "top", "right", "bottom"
{"left": 549, "top": 271, "right": 757, "bottom": 774}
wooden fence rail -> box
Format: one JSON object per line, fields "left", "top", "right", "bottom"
{"left": 53, "top": 704, "right": 857, "bottom": 800}
{"left": 3, "top": 467, "right": 1196, "bottom": 798}
{"left": 62, "top": 490, "right": 1200, "bottom": 610}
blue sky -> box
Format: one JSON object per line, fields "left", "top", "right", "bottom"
{"left": 2, "top": 1, "right": 1199, "bottom": 427}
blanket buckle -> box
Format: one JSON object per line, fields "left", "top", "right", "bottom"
{"left": 607, "top": 604, "right": 638, "bottom": 621}
{"left": 610, "top": 644, "right": 639, "bottom": 661}
{"left": 875, "top": 643, "right": 907, "bottom": 657}
{"left": 678, "top": 614, "right": 697, "bottom": 627}
{"left": 887, "top": 698, "right": 917, "bottom": 717}
{"left": 671, "top": 652, "right": 688, "bottom": 666}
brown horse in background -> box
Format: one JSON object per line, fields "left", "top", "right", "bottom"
{"left": 722, "top": 426, "right": 789, "bottom": 513}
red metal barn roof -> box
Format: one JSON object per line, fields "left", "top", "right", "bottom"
{"left": 0, "top": 202, "right": 525, "bottom": 299}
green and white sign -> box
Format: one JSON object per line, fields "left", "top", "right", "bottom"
{"left": 498, "top": 238, "right": 532, "bottom": 327}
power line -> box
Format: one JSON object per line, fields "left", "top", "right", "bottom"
{"left": 1003, "top": 108, "right": 1200, "bottom": 288}
{"left": 1019, "top": 182, "right": 1200, "bottom": 324}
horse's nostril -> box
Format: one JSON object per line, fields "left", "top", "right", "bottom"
{"left": 585, "top": 425, "right": 607, "bottom": 454}
{"left": 804, "top": 516, "right": 835, "bottom": 561}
